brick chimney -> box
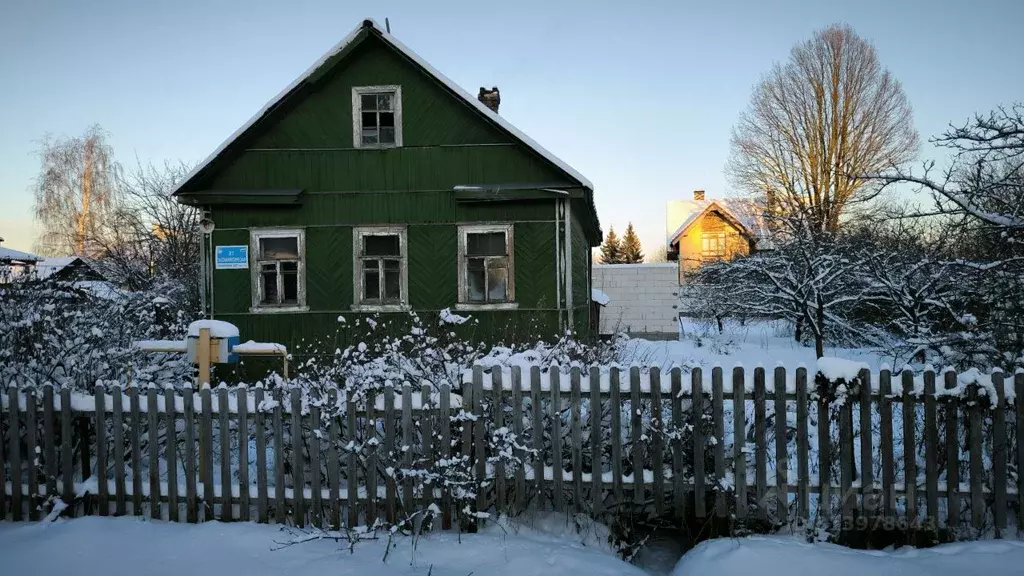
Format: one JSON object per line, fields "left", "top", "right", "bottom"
{"left": 693, "top": 189, "right": 706, "bottom": 201}
{"left": 478, "top": 86, "right": 500, "bottom": 113}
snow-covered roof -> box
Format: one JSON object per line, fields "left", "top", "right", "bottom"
{"left": 172, "top": 18, "right": 592, "bottom": 196}
{"left": 35, "top": 256, "right": 89, "bottom": 279}
{"left": 666, "top": 198, "right": 764, "bottom": 247}
{"left": 0, "top": 246, "right": 42, "bottom": 263}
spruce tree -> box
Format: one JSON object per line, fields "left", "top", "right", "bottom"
{"left": 620, "top": 223, "right": 644, "bottom": 263}
{"left": 599, "top": 227, "right": 622, "bottom": 264}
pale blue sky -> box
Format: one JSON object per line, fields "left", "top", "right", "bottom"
{"left": 1, "top": 0, "right": 1022, "bottom": 254}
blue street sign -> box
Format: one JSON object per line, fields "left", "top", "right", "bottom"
{"left": 215, "top": 245, "right": 249, "bottom": 269}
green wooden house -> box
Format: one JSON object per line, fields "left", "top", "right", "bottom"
{"left": 173, "top": 19, "right": 601, "bottom": 349}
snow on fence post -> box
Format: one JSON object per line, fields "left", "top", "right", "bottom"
{"left": 944, "top": 370, "right": 959, "bottom": 529}
{"left": 773, "top": 366, "right": 787, "bottom": 523}
{"left": 571, "top": 366, "right": 584, "bottom": 515}
{"left": 692, "top": 366, "right": 705, "bottom": 519}
{"left": 924, "top": 369, "right": 939, "bottom": 526}
{"left": 879, "top": 367, "right": 895, "bottom": 518}
{"left": 901, "top": 370, "right": 917, "bottom": 524}
{"left": 713, "top": 366, "right": 726, "bottom": 519}
{"left": 733, "top": 366, "right": 747, "bottom": 520}
{"left": 25, "top": 388, "right": 38, "bottom": 521}
{"left": 858, "top": 368, "right": 873, "bottom": 519}
{"left": 992, "top": 371, "right": 1007, "bottom": 537}
{"left": 795, "top": 366, "right": 809, "bottom": 520}
{"left": 111, "top": 385, "right": 126, "bottom": 516}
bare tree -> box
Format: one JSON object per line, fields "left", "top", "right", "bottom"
{"left": 32, "top": 125, "right": 119, "bottom": 256}
{"left": 728, "top": 24, "right": 919, "bottom": 236}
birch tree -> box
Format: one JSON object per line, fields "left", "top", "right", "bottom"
{"left": 728, "top": 24, "right": 919, "bottom": 237}
{"left": 32, "top": 125, "right": 119, "bottom": 256}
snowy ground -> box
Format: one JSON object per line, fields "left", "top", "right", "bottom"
{"left": 0, "top": 516, "right": 647, "bottom": 576}
{"left": 672, "top": 535, "right": 1024, "bottom": 576}
{"left": 624, "top": 318, "right": 890, "bottom": 371}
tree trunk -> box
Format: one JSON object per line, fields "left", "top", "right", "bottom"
{"left": 795, "top": 317, "right": 803, "bottom": 343}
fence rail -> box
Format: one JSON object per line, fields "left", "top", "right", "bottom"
{"left": 0, "top": 365, "right": 1021, "bottom": 535}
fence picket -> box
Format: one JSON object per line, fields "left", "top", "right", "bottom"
{"left": 610, "top": 367, "right": 623, "bottom": 505}
{"left": 992, "top": 371, "right": 1006, "bottom": 536}
{"left": 464, "top": 370, "right": 476, "bottom": 514}
{"left": 346, "top": 390, "right": 358, "bottom": 528}
{"left": 552, "top": 367, "right": 565, "bottom": 511}
{"left": 774, "top": 366, "right": 787, "bottom": 523}
{"left": 1017, "top": 372, "right": 1024, "bottom": 531}
{"left": 94, "top": 383, "right": 106, "bottom": 517}
{"left": 273, "top": 388, "right": 285, "bottom": 525}
{"left": 328, "top": 388, "right": 340, "bottom": 529}
{"left": 25, "top": 390, "right": 38, "bottom": 521}
{"left": 733, "top": 366, "right": 747, "bottom": 520}
{"left": 474, "top": 368, "right": 486, "bottom": 515}
{"left": 589, "top": 366, "right": 602, "bottom": 515}
{"left": 7, "top": 386, "right": 21, "bottom": 521}
{"left": 0, "top": 386, "right": 6, "bottom": 520}
{"left": 384, "top": 386, "right": 396, "bottom": 524}
{"left": 401, "top": 384, "right": 413, "bottom": 520}
{"left": 713, "top": 366, "right": 726, "bottom": 518}
{"left": 236, "top": 386, "right": 248, "bottom": 523}
{"left": 531, "top": 366, "right": 544, "bottom": 506}
{"left": 692, "top": 368, "right": 706, "bottom": 518}
{"left": 924, "top": 369, "right": 938, "bottom": 526}
{"left": 218, "top": 386, "right": 231, "bottom": 522}
{"left": 902, "top": 370, "right": 917, "bottom": 523}
{"left": 43, "top": 385, "right": 57, "bottom": 508}
{"left": 650, "top": 367, "right": 664, "bottom": 516}
{"left": 493, "top": 368, "right": 506, "bottom": 513}
{"left": 839, "top": 376, "right": 853, "bottom": 519}
{"left": 631, "top": 367, "right": 643, "bottom": 506}
{"left": 158, "top": 388, "right": 175, "bottom": 523}
{"left": 147, "top": 387, "right": 161, "bottom": 520}
{"left": 255, "top": 386, "right": 268, "bottom": 525}
{"left": 671, "top": 367, "right": 684, "bottom": 520}
{"left": 796, "top": 367, "right": 809, "bottom": 520}
{"left": 879, "top": 368, "right": 894, "bottom": 518}
{"left": 61, "top": 387, "right": 74, "bottom": 512}
{"left": 754, "top": 367, "right": 766, "bottom": 518}
{"left": 969, "top": 384, "right": 983, "bottom": 529}
{"left": 817, "top": 373, "right": 830, "bottom": 525}
{"left": 200, "top": 387, "right": 214, "bottom": 521}
{"left": 439, "top": 383, "right": 452, "bottom": 529}
{"left": 111, "top": 386, "right": 126, "bottom": 516}
{"left": 571, "top": 367, "right": 584, "bottom": 514}
{"left": 944, "top": 370, "right": 958, "bottom": 529}
{"left": 513, "top": 367, "right": 526, "bottom": 513}
{"left": 859, "top": 368, "right": 873, "bottom": 518}
{"left": 183, "top": 386, "right": 197, "bottom": 524}
{"left": 310, "top": 399, "right": 322, "bottom": 528}
{"left": 130, "top": 387, "right": 143, "bottom": 515}
{"left": 291, "top": 388, "right": 304, "bottom": 527}
{"left": 419, "top": 383, "right": 433, "bottom": 515}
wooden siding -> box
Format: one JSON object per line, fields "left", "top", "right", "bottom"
{"left": 677, "top": 210, "right": 751, "bottom": 279}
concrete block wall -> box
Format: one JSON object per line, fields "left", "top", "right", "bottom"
{"left": 592, "top": 263, "right": 680, "bottom": 338}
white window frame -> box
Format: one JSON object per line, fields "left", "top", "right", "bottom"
{"left": 456, "top": 223, "right": 517, "bottom": 311}
{"left": 701, "top": 232, "right": 727, "bottom": 258}
{"left": 352, "top": 226, "right": 409, "bottom": 312}
{"left": 250, "top": 228, "right": 307, "bottom": 313}
{"left": 352, "top": 85, "right": 403, "bottom": 148}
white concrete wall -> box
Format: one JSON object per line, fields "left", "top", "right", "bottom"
{"left": 592, "top": 263, "right": 680, "bottom": 337}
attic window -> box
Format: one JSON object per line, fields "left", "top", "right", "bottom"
{"left": 701, "top": 232, "right": 727, "bottom": 258}
{"left": 352, "top": 86, "right": 403, "bottom": 148}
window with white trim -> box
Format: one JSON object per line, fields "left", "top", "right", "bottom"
{"left": 353, "top": 227, "right": 408, "bottom": 309}
{"left": 459, "top": 224, "right": 514, "bottom": 305}
{"left": 352, "top": 86, "right": 402, "bottom": 148}
{"left": 251, "top": 229, "right": 305, "bottom": 310}
{"left": 701, "top": 232, "right": 727, "bottom": 258}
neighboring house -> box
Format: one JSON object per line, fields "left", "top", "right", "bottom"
{"left": 0, "top": 240, "right": 42, "bottom": 282}
{"left": 172, "top": 19, "right": 600, "bottom": 347}
{"left": 666, "top": 190, "right": 759, "bottom": 281}
{"left": 35, "top": 257, "right": 107, "bottom": 283}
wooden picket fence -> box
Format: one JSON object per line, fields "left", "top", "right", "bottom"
{"left": 0, "top": 365, "right": 1021, "bottom": 534}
